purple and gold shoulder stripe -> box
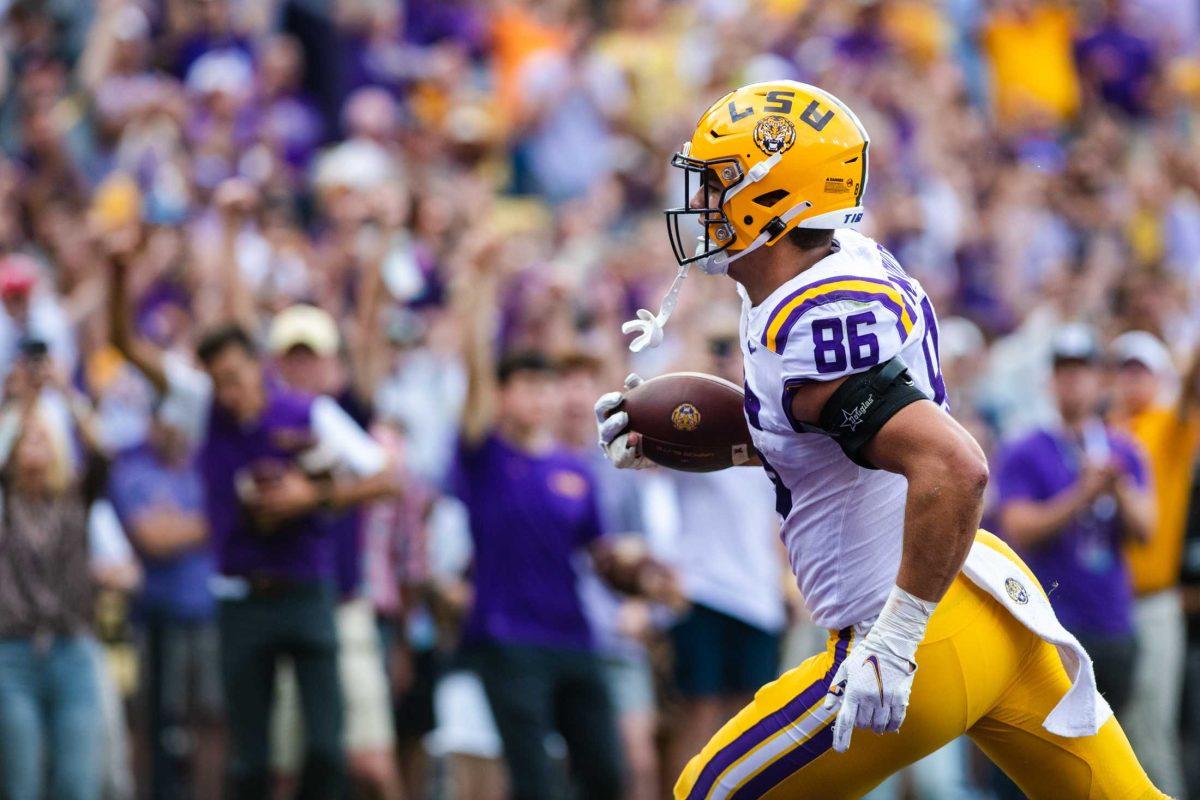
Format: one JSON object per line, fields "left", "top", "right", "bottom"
{"left": 761, "top": 276, "right": 916, "bottom": 354}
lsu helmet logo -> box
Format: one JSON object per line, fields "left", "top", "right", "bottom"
{"left": 1005, "top": 577, "right": 1029, "bottom": 605}
{"left": 753, "top": 115, "right": 796, "bottom": 156}
{"left": 671, "top": 403, "right": 702, "bottom": 432}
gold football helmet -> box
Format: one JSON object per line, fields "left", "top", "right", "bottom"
{"left": 666, "top": 81, "right": 870, "bottom": 274}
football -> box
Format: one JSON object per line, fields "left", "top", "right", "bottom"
{"left": 622, "top": 372, "right": 754, "bottom": 472}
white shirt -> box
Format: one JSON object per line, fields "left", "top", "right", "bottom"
{"left": 740, "top": 229, "right": 947, "bottom": 630}
{"left": 161, "top": 353, "right": 386, "bottom": 477}
{"left": 663, "top": 468, "right": 786, "bottom": 633}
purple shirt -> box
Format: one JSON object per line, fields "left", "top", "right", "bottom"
{"left": 995, "top": 426, "right": 1147, "bottom": 637}
{"left": 108, "top": 443, "right": 214, "bottom": 621}
{"left": 1075, "top": 21, "right": 1156, "bottom": 118}
{"left": 451, "top": 434, "right": 602, "bottom": 649}
{"left": 200, "top": 385, "right": 334, "bottom": 583}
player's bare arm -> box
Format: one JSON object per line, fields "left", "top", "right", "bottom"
{"left": 788, "top": 382, "right": 988, "bottom": 603}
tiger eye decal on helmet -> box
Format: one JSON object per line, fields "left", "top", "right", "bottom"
{"left": 753, "top": 115, "right": 796, "bottom": 155}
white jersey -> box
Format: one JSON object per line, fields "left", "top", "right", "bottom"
{"left": 739, "top": 228, "right": 947, "bottom": 630}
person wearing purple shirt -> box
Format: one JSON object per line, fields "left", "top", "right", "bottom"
{"left": 107, "top": 416, "right": 221, "bottom": 800}
{"left": 266, "top": 303, "right": 405, "bottom": 800}
{"left": 995, "top": 325, "right": 1152, "bottom": 715}
{"left": 107, "top": 247, "right": 394, "bottom": 800}
{"left": 1075, "top": 3, "right": 1158, "bottom": 118}
{"left": 452, "top": 255, "right": 680, "bottom": 800}
{"left": 256, "top": 36, "right": 325, "bottom": 173}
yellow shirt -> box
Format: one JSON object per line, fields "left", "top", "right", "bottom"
{"left": 982, "top": 5, "right": 1080, "bottom": 124}
{"left": 1118, "top": 406, "right": 1200, "bottom": 595}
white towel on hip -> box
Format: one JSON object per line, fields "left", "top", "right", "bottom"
{"left": 960, "top": 541, "right": 1113, "bottom": 738}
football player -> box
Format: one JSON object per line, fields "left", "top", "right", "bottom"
{"left": 596, "top": 81, "right": 1168, "bottom": 799}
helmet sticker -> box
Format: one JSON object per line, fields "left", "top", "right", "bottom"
{"left": 763, "top": 90, "right": 796, "bottom": 114}
{"left": 753, "top": 115, "right": 796, "bottom": 156}
{"left": 727, "top": 100, "right": 754, "bottom": 123}
{"left": 824, "top": 177, "right": 853, "bottom": 194}
{"left": 799, "top": 99, "right": 834, "bottom": 132}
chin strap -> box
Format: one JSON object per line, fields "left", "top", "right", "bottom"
{"left": 622, "top": 198, "right": 816, "bottom": 353}
{"left": 622, "top": 261, "right": 690, "bottom": 353}
{"left": 698, "top": 199, "right": 813, "bottom": 275}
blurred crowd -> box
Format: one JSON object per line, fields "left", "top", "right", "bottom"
{"left": 2, "top": 0, "right": 1200, "bottom": 799}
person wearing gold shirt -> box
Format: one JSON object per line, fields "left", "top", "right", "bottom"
{"left": 1110, "top": 332, "right": 1200, "bottom": 799}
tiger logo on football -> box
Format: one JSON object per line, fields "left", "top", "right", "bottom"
{"left": 671, "top": 403, "right": 701, "bottom": 431}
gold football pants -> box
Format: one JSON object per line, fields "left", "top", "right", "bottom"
{"left": 674, "top": 532, "right": 1168, "bottom": 800}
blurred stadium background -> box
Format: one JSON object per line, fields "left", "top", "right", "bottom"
{"left": 1, "top": 0, "right": 1200, "bottom": 798}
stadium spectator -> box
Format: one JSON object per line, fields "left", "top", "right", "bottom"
{"left": 995, "top": 325, "right": 1152, "bottom": 713}
{"left": 1075, "top": 0, "right": 1160, "bottom": 118}
{"left": 0, "top": 254, "right": 75, "bottom": 381}
{"left": 2, "top": 0, "right": 1200, "bottom": 795}
{"left": 365, "top": 418, "right": 440, "bottom": 800}
{"left": 0, "top": 350, "right": 109, "bottom": 800}
{"left": 557, "top": 351, "right": 662, "bottom": 800}
{"left": 1174, "top": 352, "right": 1200, "bottom": 798}
{"left": 265, "top": 301, "right": 402, "bottom": 800}
{"left": 107, "top": 411, "right": 223, "bottom": 800}
{"left": 89, "top": 495, "right": 144, "bottom": 800}
{"left": 1110, "top": 333, "right": 1198, "bottom": 795}
{"left": 451, "top": 240, "right": 680, "bottom": 800}
{"left": 654, "top": 323, "right": 788, "bottom": 785}
{"left": 982, "top": 0, "right": 1082, "bottom": 125}
{"left": 107, "top": 232, "right": 395, "bottom": 799}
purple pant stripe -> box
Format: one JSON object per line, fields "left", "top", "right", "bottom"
{"left": 769, "top": 291, "right": 907, "bottom": 352}
{"left": 727, "top": 722, "right": 836, "bottom": 800}
{"left": 684, "top": 629, "right": 851, "bottom": 800}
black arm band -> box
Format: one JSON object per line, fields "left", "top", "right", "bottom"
{"left": 817, "top": 357, "right": 928, "bottom": 469}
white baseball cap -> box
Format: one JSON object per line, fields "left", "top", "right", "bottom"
{"left": 268, "top": 304, "right": 339, "bottom": 357}
{"left": 1050, "top": 323, "right": 1101, "bottom": 365}
{"left": 1111, "top": 330, "right": 1174, "bottom": 376}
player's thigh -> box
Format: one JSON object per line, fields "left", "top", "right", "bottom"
{"left": 675, "top": 575, "right": 1021, "bottom": 800}
{"left": 755, "top": 634, "right": 976, "bottom": 800}
{"left": 969, "top": 639, "right": 1166, "bottom": 800}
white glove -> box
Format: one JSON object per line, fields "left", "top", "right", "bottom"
{"left": 822, "top": 586, "right": 935, "bottom": 752}
{"left": 594, "top": 374, "right": 650, "bottom": 469}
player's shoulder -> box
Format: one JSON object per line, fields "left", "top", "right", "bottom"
{"left": 750, "top": 229, "right": 914, "bottom": 356}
